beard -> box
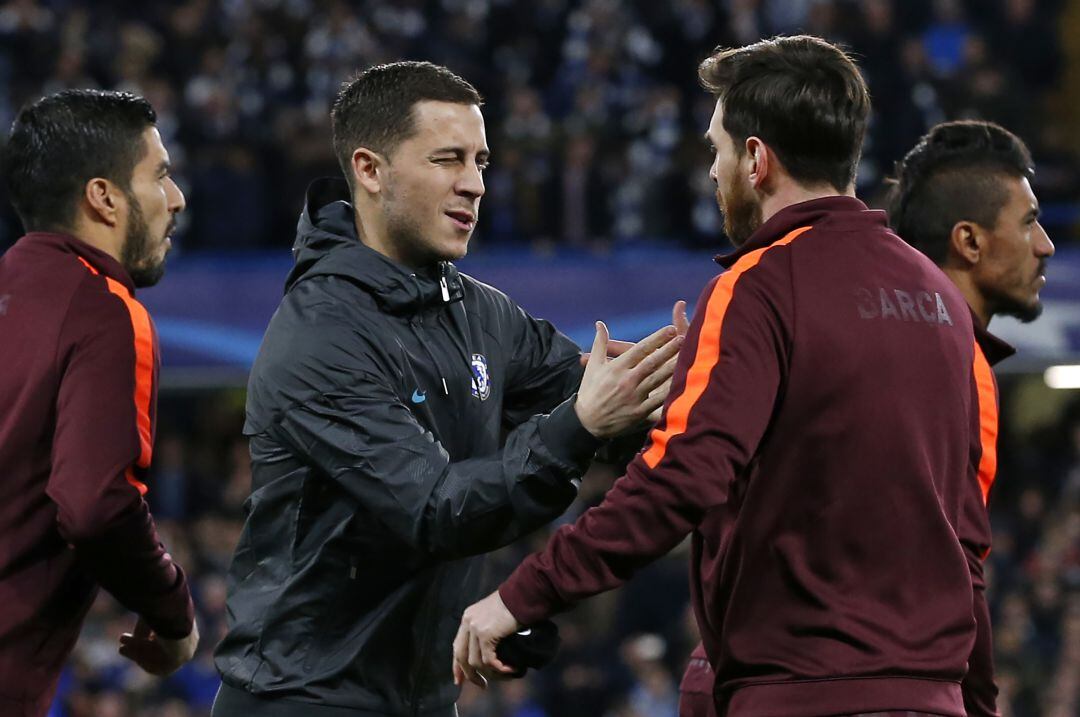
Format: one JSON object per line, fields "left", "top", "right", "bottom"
{"left": 718, "top": 174, "right": 762, "bottom": 247}
{"left": 120, "top": 192, "right": 170, "bottom": 288}
{"left": 988, "top": 260, "right": 1047, "bottom": 324}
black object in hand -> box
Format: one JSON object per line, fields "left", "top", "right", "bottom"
{"left": 494, "top": 619, "right": 560, "bottom": 678}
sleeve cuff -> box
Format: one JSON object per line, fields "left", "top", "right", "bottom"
{"left": 537, "top": 395, "right": 602, "bottom": 469}
{"left": 144, "top": 564, "right": 196, "bottom": 639}
{"left": 498, "top": 558, "right": 561, "bottom": 626}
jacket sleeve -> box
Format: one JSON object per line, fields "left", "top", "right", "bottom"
{"left": 499, "top": 260, "right": 792, "bottom": 624}
{"left": 960, "top": 346, "right": 1001, "bottom": 716}
{"left": 499, "top": 297, "right": 585, "bottom": 428}
{"left": 270, "top": 367, "right": 600, "bottom": 560}
{"left": 48, "top": 281, "right": 194, "bottom": 639}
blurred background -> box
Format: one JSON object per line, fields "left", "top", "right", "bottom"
{"left": 0, "top": 0, "right": 1077, "bottom": 716}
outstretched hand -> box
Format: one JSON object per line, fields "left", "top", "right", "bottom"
{"left": 574, "top": 300, "right": 688, "bottom": 439}
{"left": 452, "top": 591, "right": 520, "bottom": 689}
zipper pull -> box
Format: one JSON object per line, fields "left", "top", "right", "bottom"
{"left": 441, "top": 377, "right": 449, "bottom": 395}
{"left": 439, "top": 275, "right": 450, "bottom": 303}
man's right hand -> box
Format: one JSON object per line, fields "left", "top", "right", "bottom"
{"left": 574, "top": 322, "right": 683, "bottom": 439}
{"left": 118, "top": 616, "right": 199, "bottom": 676}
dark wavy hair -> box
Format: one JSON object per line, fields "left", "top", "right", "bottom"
{"left": 888, "top": 121, "right": 1033, "bottom": 265}
{"left": 698, "top": 35, "right": 870, "bottom": 192}
{"left": 2, "top": 89, "right": 156, "bottom": 232}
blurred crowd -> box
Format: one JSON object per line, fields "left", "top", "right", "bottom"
{"left": 1, "top": 0, "right": 1078, "bottom": 252}
{"left": 48, "top": 382, "right": 1080, "bottom": 717}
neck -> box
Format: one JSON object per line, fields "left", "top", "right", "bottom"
{"left": 69, "top": 217, "right": 123, "bottom": 263}
{"left": 758, "top": 182, "right": 856, "bottom": 227}
{"left": 353, "top": 206, "right": 411, "bottom": 268}
{"left": 942, "top": 267, "right": 991, "bottom": 327}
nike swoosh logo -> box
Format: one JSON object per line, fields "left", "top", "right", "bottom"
{"left": 411, "top": 389, "right": 426, "bottom": 404}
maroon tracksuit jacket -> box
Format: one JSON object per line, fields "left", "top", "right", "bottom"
{"left": 0, "top": 233, "right": 193, "bottom": 717}
{"left": 500, "top": 197, "right": 984, "bottom": 716}
{"left": 960, "top": 319, "right": 1014, "bottom": 717}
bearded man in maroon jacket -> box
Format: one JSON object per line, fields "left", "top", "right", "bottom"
{"left": 0, "top": 90, "right": 198, "bottom": 717}
{"left": 454, "top": 35, "right": 987, "bottom": 717}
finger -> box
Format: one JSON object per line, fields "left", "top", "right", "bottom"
{"left": 614, "top": 325, "right": 676, "bottom": 367}
{"left": 606, "top": 339, "right": 634, "bottom": 358}
{"left": 477, "top": 632, "right": 509, "bottom": 675}
{"left": 641, "top": 379, "right": 673, "bottom": 417}
{"left": 468, "top": 633, "right": 486, "bottom": 688}
{"left": 452, "top": 623, "right": 469, "bottom": 683}
{"left": 585, "top": 322, "right": 608, "bottom": 371}
{"left": 637, "top": 351, "right": 680, "bottom": 396}
{"left": 453, "top": 659, "right": 465, "bottom": 687}
{"left": 646, "top": 377, "right": 673, "bottom": 423}
{"left": 629, "top": 334, "right": 683, "bottom": 387}
{"left": 673, "top": 300, "right": 689, "bottom": 336}
{"left": 579, "top": 352, "right": 589, "bottom": 367}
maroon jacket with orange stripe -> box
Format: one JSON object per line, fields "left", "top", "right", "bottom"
{"left": 961, "top": 320, "right": 1014, "bottom": 717}
{"left": 499, "top": 197, "right": 983, "bottom": 717}
{"left": 0, "top": 233, "right": 193, "bottom": 717}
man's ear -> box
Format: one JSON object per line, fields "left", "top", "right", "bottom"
{"left": 83, "top": 177, "right": 122, "bottom": 227}
{"left": 352, "top": 148, "right": 385, "bottom": 196}
{"left": 949, "top": 220, "right": 986, "bottom": 267}
{"left": 745, "top": 136, "right": 769, "bottom": 189}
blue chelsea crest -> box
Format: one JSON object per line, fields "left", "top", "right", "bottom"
{"left": 470, "top": 353, "right": 491, "bottom": 401}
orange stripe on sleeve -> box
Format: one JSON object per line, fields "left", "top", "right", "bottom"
{"left": 642, "top": 226, "right": 812, "bottom": 470}
{"left": 77, "top": 255, "right": 153, "bottom": 496}
{"left": 972, "top": 342, "right": 998, "bottom": 506}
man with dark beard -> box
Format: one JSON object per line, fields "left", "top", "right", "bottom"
{"left": 0, "top": 89, "right": 197, "bottom": 717}
{"left": 456, "top": 36, "right": 987, "bottom": 717}
{"left": 889, "top": 120, "right": 1055, "bottom": 717}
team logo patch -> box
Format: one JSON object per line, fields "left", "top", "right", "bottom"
{"left": 470, "top": 353, "right": 491, "bottom": 400}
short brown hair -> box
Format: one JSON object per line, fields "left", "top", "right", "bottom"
{"left": 331, "top": 61, "right": 482, "bottom": 193}
{"left": 698, "top": 35, "right": 870, "bottom": 192}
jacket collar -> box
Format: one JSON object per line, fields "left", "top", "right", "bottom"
{"left": 287, "top": 178, "right": 464, "bottom": 316}
{"left": 716, "top": 196, "right": 882, "bottom": 269}
{"left": 20, "top": 231, "right": 136, "bottom": 293}
{"left": 972, "top": 309, "right": 1016, "bottom": 366}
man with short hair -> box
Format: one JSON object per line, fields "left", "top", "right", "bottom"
{"left": 212, "top": 61, "right": 682, "bottom": 717}
{"left": 455, "top": 36, "right": 985, "bottom": 717}
{"left": 890, "top": 119, "right": 1055, "bottom": 717}
{"left": 0, "top": 89, "right": 198, "bottom": 717}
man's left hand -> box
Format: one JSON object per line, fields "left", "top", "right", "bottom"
{"left": 452, "top": 590, "right": 520, "bottom": 688}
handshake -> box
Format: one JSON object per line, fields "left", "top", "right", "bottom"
{"left": 454, "top": 302, "right": 691, "bottom": 688}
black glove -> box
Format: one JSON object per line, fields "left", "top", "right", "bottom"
{"left": 494, "top": 619, "right": 560, "bottom": 678}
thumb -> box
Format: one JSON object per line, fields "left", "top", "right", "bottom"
{"left": 586, "top": 321, "right": 608, "bottom": 371}
{"left": 673, "top": 300, "right": 689, "bottom": 336}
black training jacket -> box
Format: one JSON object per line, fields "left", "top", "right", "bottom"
{"left": 214, "top": 179, "right": 598, "bottom": 715}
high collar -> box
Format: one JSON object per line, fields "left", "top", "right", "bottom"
{"left": 287, "top": 177, "right": 464, "bottom": 316}
{"left": 20, "top": 231, "right": 136, "bottom": 293}
{"left": 971, "top": 309, "right": 1016, "bottom": 366}
{"left": 716, "top": 196, "right": 882, "bottom": 269}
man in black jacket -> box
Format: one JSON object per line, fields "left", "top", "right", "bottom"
{"left": 212, "top": 61, "right": 683, "bottom": 716}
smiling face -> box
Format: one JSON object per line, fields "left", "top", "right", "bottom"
{"left": 706, "top": 101, "right": 762, "bottom": 247}
{"left": 120, "top": 126, "right": 185, "bottom": 287}
{"left": 377, "top": 101, "right": 488, "bottom": 268}
{"left": 975, "top": 175, "right": 1055, "bottom": 322}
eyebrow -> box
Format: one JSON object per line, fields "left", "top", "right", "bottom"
{"left": 430, "top": 147, "right": 491, "bottom": 162}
